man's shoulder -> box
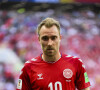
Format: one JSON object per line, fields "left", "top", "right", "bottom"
{"left": 20, "top": 56, "right": 41, "bottom": 73}
{"left": 23, "top": 55, "right": 41, "bottom": 67}
{"left": 62, "top": 53, "right": 83, "bottom": 63}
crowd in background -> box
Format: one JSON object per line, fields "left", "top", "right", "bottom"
{"left": 0, "top": 7, "right": 100, "bottom": 90}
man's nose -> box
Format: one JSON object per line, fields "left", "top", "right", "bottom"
{"left": 48, "top": 39, "right": 53, "bottom": 46}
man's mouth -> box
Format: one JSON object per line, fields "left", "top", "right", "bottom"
{"left": 47, "top": 48, "right": 53, "bottom": 50}
{"left": 47, "top": 48, "right": 54, "bottom": 51}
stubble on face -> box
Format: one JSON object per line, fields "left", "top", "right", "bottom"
{"left": 39, "top": 25, "right": 61, "bottom": 58}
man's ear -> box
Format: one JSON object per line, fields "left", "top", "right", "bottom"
{"left": 38, "top": 36, "right": 40, "bottom": 42}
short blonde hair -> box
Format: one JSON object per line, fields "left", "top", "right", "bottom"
{"left": 37, "top": 17, "right": 60, "bottom": 36}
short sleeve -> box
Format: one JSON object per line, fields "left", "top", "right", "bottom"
{"left": 16, "top": 65, "right": 32, "bottom": 90}
{"left": 75, "top": 60, "right": 90, "bottom": 89}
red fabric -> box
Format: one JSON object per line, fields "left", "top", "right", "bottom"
{"left": 16, "top": 54, "right": 90, "bottom": 90}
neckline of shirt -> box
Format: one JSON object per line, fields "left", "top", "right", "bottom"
{"left": 40, "top": 53, "right": 62, "bottom": 64}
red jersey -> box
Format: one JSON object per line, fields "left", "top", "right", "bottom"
{"left": 16, "top": 54, "right": 90, "bottom": 90}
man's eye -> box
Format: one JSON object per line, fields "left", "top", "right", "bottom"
{"left": 42, "top": 36, "right": 49, "bottom": 41}
{"left": 51, "top": 36, "right": 57, "bottom": 40}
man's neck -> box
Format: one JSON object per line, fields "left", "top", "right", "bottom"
{"left": 42, "top": 52, "right": 61, "bottom": 63}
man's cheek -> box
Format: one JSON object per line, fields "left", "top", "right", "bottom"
{"left": 42, "top": 45, "right": 46, "bottom": 51}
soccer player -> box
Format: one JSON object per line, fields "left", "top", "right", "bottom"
{"left": 16, "top": 18, "right": 90, "bottom": 90}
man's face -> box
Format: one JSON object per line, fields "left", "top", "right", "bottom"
{"left": 39, "top": 25, "right": 61, "bottom": 56}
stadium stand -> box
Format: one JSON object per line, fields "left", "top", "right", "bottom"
{"left": 0, "top": 2, "right": 100, "bottom": 90}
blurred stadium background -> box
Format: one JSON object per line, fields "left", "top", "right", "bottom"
{"left": 0, "top": 0, "right": 100, "bottom": 90}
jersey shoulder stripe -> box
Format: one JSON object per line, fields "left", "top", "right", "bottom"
{"left": 64, "top": 54, "right": 83, "bottom": 63}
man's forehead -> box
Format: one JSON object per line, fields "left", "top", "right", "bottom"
{"left": 40, "top": 25, "right": 59, "bottom": 34}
